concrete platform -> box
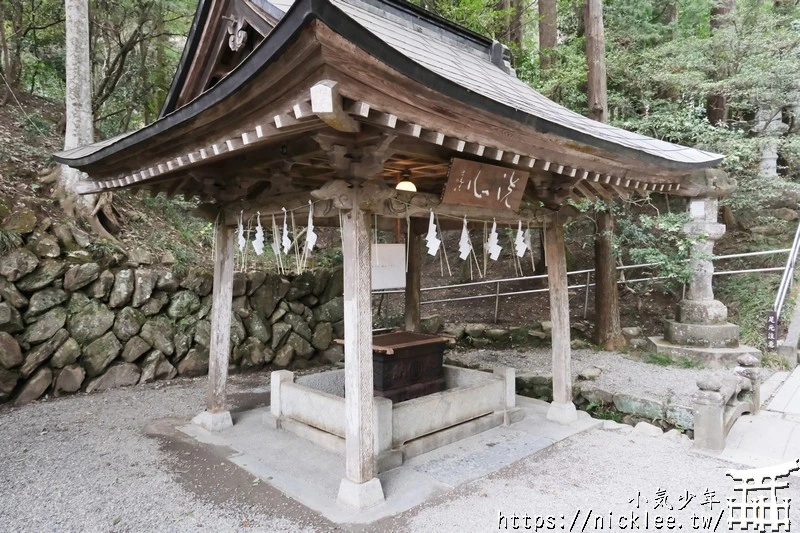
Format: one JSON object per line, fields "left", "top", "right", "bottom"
{"left": 766, "top": 366, "right": 800, "bottom": 418}
{"left": 647, "top": 336, "right": 761, "bottom": 368}
{"left": 179, "top": 395, "right": 600, "bottom": 524}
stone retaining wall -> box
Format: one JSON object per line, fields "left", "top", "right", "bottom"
{"left": 0, "top": 219, "right": 344, "bottom": 406}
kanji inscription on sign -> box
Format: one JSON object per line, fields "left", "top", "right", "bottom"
{"left": 766, "top": 311, "right": 778, "bottom": 352}
{"left": 442, "top": 158, "right": 529, "bottom": 211}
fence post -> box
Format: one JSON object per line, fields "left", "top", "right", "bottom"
{"left": 494, "top": 281, "right": 501, "bottom": 323}
{"left": 583, "top": 272, "right": 591, "bottom": 319}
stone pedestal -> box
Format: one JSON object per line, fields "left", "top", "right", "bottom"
{"left": 648, "top": 196, "right": 762, "bottom": 367}
{"left": 192, "top": 410, "right": 233, "bottom": 432}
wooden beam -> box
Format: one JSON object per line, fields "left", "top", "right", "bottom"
{"left": 544, "top": 221, "right": 573, "bottom": 412}
{"left": 208, "top": 225, "right": 234, "bottom": 414}
{"left": 464, "top": 142, "right": 485, "bottom": 156}
{"left": 574, "top": 181, "right": 597, "bottom": 201}
{"left": 607, "top": 185, "right": 628, "bottom": 199}
{"left": 420, "top": 130, "right": 445, "bottom": 145}
{"left": 341, "top": 196, "right": 378, "bottom": 487}
{"left": 310, "top": 80, "right": 360, "bottom": 132}
{"left": 583, "top": 180, "right": 614, "bottom": 201}
{"left": 405, "top": 232, "right": 421, "bottom": 332}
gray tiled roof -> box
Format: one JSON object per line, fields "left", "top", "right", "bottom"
{"left": 55, "top": 0, "right": 722, "bottom": 169}
{"left": 331, "top": 0, "right": 721, "bottom": 165}
{"left": 56, "top": 131, "right": 133, "bottom": 160}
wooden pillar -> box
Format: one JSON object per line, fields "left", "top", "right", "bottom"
{"left": 404, "top": 231, "right": 421, "bottom": 332}
{"left": 544, "top": 221, "right": 578, "bottom": 424}
{"left": 337, "top": 194, "right": 385, "bottom": 509}
{"left": 192, "top": 223, "right": 234, "bottom": 432}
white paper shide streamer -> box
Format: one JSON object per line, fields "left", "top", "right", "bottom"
{"left": 270, "top": 215, "right": 280, "bottom": 256}
{"left": 237, "top": 211, "right": 246, "bottom": 251}
{"left": 252, "top": 212, "right": 265, "bottom": 255}
{"left": 458, "top": 217, "right": 471, "bottom": 260}
{"left": 514, "top": 220, "right": 528, "bottom": 258}
{"left": 306, "top": 201, "right": 317, "bottom": 251}
{"left": 425, "top": 210, "right": 441, "bottom": 256}
{"left": 487, "top": 219, "right": 501, "bottom": 261}
{"left": 281, "top": 208, "right": 291, "bottom": 255}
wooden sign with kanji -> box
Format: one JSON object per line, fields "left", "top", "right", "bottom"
{"left": 442, "top": 158, "right": 529, "bottom": 211}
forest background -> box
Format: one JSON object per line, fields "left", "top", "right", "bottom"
{"left": 2, "top": 0, "right": 800, "bottom": 353}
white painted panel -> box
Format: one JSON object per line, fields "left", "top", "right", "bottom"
{"left": 371, "top": 243, "right": 406, "bottom": 290}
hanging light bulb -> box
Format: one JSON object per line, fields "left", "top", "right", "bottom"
{"left": 396, "top": 169, "right": 416, "bottom": 192}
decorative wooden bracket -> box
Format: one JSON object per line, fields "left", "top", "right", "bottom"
{"left": 313, "top": 132, "right": 397, "bottom": 180}
{"left": 223, "top": 16, "right": 248, "bottom": 52}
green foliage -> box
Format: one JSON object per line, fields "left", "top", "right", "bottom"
{"left": 644, "top": 352, "right": 675, "bottom": 366}
{"left": 0, "top": 229, "right": 23, "bottom": 254}
{"left": 570, "top": 198, "right": 697, "bottom": 288}
{"left": 585, "top": 401, "right": 624, "bottom": 423}
{"left": 616, "top": 209, "right": 697, "bottom": 287}
{"left": 643, "top": 352, "right": 704, "bottom": 369}
{"left": 410, "top": 0, "right": 514, "bottom": 39}
{"left": 715, "top": 274, "right": 780, "bottom": 351}
{"left": 3, "top": 0, "right": 194, "bottom": 136}
{"left": 762, "top": 351, "right": 792, "bottom": 371}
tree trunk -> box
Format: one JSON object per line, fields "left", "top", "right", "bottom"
{"left": 538, "top": 0, "right": 557, "bottom": 71}
{"left": 585, "top": 0, "right": 624, "bottom": 349}
{"left": 0, "top": 2, "right": 10, "bottom": 105}
{"left": 662, "top": 1, "right": 678, "bottom": 26}
{"left": 6, "top": 3, "right": 23, "bottom": 91}
{"left": 593, "top": 211, "right": 625, "bottom": 349}
{"left": 61, "top": 0, "right": 118, "bottom": 237}
{"left": 707, "top": 0, "right": 735, "bottom": 126}
{"left": 584, "top": 0, "right": 607, "bottom": 123}
{"left": 510, "top": 0, "right": 524, "bottom": 49}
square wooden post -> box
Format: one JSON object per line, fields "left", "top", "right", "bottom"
{"left": 337, "top": 196, "right": 385, "bottom": 509}
{"left": 544, "top": 221, "right": 578, "bottom": 424}
{"left": 192, "top": 223, "right": 234, "bottom": 432}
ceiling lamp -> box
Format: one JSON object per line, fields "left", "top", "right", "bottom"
{"left": 396, "top": 169, "right": 416, "bottom": 192}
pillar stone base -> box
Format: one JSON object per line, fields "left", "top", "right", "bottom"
{"left": 546, "top": 401, "right": 578, "bottom": 424}
{"left": 192, "top": 410, "right": 233, "bottom": 432}
{"left": 337, "top": 477, "right": 385, "bottom": 509}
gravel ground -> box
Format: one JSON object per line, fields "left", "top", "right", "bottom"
{"left": 0, "top": 374, "right": 321, "bottom": 533}
{"left": 1, "top": 365, "right": 794, "bottom": 532}
{"left": 386, "top": 427, "right": 800, "bottom": 532}
{"left": 449, "top": 347, "right": 773, "bottom": 407}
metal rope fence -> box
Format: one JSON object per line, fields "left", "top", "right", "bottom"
{"left": 372, "top": 248, "right": 793, "bottom": 322}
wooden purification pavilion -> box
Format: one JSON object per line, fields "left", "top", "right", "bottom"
{"left": 55, "top": 0, "right": 725, "bottom": 509}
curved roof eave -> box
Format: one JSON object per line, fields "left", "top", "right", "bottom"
{"left": 54, "top": 0, "right": 723, "bottom": 172}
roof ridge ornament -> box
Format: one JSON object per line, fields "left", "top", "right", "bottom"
{"left": 490, "top": 41, "right": 514, "bottom": 76}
